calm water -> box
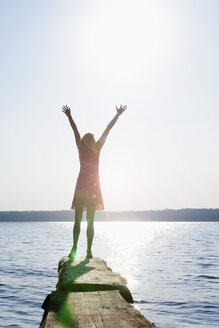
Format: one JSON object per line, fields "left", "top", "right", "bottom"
{"left": 0, "top": 221, "right": 218, "bottom": 328}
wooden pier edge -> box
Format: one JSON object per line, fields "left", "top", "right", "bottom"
{"left": 40, "top": 256, "right": 156, "bottom": 328}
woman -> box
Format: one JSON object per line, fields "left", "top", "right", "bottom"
{"left": 62, "top": 104, "right": 126, "bottom": 259}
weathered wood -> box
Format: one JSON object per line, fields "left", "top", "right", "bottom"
{"left": 56, "top": 257, "right": 133, "bottom": 303}
{"left": 41, "top": 290, "right": 155, "bottom": 328}
{"left": 40, "top": 257, "right": 156, "bottom": 328}
{"left": 57, "top": 257, "right": 126, "bottom": 287}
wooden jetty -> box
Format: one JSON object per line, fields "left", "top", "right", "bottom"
{"left": 40, "top": 256, "right": 156, "bottom": 328}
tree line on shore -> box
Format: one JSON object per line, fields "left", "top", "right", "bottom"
{"left": 0, "top": 208, "right": 219, "bottom": 222}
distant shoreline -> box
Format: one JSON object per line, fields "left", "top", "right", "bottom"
{"left": 0, "top": 209, "right": 219, "bottom": 222}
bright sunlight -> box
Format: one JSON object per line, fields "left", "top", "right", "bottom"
{"left": 83, "top": 0, "right": 169, "bottom": 80}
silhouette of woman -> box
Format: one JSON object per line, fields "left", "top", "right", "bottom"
{"left": 62, "top": 104, "right": 126, "bottom": 259}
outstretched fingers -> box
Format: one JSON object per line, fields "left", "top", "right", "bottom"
{"left": 62, "top": 105, "right": 71, "bottom": 115}
{"left": 116, "top": 104, "right": 127, "bottom": 115}
{"left": 62, "top": 105, "right": 69, "bottom": 110}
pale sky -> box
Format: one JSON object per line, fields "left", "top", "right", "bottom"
{"left": 0, "top": 0, "right": 218, "bottom": 211}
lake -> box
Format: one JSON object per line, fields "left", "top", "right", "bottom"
{"left": 0, "top": 221, "right": 218, "bottom": 327}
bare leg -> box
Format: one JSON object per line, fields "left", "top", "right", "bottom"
{"left": 86, "top": 206, "right": 96, "bottom": 258}
{"left": 69, "top": 205, "right": 83, "bottom": 258}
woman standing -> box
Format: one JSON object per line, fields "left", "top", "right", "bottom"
{"left": 62, "top": 104, "right": 126, "bottom": 259}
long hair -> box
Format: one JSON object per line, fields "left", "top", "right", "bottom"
{"left": 81, "top": 133, "right": 97, "bottom": 153}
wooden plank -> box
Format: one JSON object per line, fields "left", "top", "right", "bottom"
{"left": 57, "top": 257, "right": 133, "bottom": 303}
{"left": 40, "top": 290, "right": 155, "bottom": 328}
{"left": 57, "top": 257, "right": 126, "bottom": 288}
{"left": 40, "top": 257, "right": 156, "bottom": 328}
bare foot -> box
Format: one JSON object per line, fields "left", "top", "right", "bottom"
{"left": 86, "top": 250, "right": 93, "bottom": 259}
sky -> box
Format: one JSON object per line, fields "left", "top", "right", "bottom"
{"left": 0, "top": 0, "right": 218, "bottom": 211}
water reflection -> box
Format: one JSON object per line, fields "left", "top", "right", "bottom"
{"left": 0, "top": 222, "right": 218, "bottom": 328}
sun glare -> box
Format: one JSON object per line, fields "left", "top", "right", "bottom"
{"left": 84, "top": 0, "right": 167, "bottom": 79}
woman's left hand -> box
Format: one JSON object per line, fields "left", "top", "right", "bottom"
{"left": 62, "top": 105, "right": 71, "bottom": 117}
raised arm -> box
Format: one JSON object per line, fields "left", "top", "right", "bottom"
{"left": 62, "top": 105, "right": 81, "bottom": 149}
{"left": 96, "top": 104, "right": 126, "bottom": 151}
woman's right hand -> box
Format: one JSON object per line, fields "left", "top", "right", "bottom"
{"left": 116, "top": 104, "right": 127, "bottom": 116}
{"left": 62, "top": 105, "right": 71, "bottom": 117}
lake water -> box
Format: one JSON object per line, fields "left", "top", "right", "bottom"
{"left": 0, "top": 221, "right": 218, "bottom": 328}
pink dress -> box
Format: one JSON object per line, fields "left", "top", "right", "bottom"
{"left": 71, "top": 142, "right": 104, "bottom": 210}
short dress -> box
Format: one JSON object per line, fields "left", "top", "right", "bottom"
{"left": 71, "top": 143, "right": 104, "bottom": 210}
